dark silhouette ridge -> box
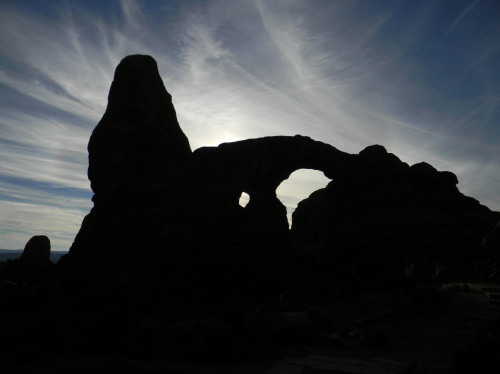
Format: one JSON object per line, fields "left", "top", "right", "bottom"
{"left": 63, "top": 55, "right": 499, "bottom": 292}
{"left": 292, "top": 144, "right": 498, "bottom": 285}
{"left": 0, "top": 235, "right": 52, "bottom": 284}
{"left": 20, "top": 235, "right": 51, "bottom": 265}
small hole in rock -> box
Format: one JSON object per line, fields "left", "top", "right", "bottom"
{"left": 239, "top": 192, "right": 250, "bottom": 207}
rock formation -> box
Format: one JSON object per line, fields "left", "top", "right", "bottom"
{"left": 187, "top": 135, "right": 355, "bottom": 245}
{"left": 292, "top": 145, "right": 499, "bottom": 286}
{"left": 88, "top": 54, "right": 191, "bottom": 196}
{"left": 63, "top": 55, "right": 499, "bottom": 297}
{"left": 65, "top": 55, "right": 356, "bottom": 288}
{"left": 2, "top": 54, "right": 500, "bottom": 370}
{"left": 0, "top": 235, "right": 52, "bottom": 284}
{"left": 66, "top": 55, "right": 193, "bottom": 283}
{"left": 483, "top": 221, "right": 500, "bottom": 281}
{"left": 20, "top": 235, "right": 51, "bottom": 265}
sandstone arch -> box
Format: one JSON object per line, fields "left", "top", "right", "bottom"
{"left": 65, "top": 55, "right": 499, "bottom": 289}
{"left": 187, "top": 135, "right": 355, "bottom": 243}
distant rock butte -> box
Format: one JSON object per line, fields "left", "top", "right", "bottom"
{"left": 64, "top": 55, "right": 499, "bottom": 289}
{"left": 20, "top": 235, "right": 51, "bottom": 265}
{"left": 0, "top": 235, "right": 52, "bottom": 284}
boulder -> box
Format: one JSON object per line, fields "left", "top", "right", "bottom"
{"left": 0, "top": 235, "right": 52, "bottom": 284}
{"left": 20, "top": 235, "right": 51, "bottom": 266}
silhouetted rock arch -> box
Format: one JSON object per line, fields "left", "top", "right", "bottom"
{"left": 187, "top": 135, "right": 355, "bottom": 244}
{"left": 64, "top": 54, "right": 500, "bottom": 290}
{"left": 4, "top": 55, "right": 500, "bottom": 370}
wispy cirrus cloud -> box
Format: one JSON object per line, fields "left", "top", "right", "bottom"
{"left": 0, "top": 0, "right": 499, "bottom": 252}
{"left": 0, "top": 199, "right": 90, "bottom": 251}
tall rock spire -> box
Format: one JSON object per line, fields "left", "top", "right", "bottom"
{"left": 88, "top": 55, "right": 191, "bottom": 195}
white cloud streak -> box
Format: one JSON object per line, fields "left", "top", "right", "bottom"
{"left": 0, "top": 199, "right": 90, "bottom": 252}
{"left": 0, "top": 0, "right": 499, "bottom": 251}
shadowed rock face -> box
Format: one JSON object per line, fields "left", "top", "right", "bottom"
{"left": 483, "top": 221, "right": 500, "bottom": 281}
{"left": 0, "top": 235, "right": 52, "bottom": 284}
{"left": 65, "top": 55, "right": 499, "bottom": 291}
{"left": 292, "top": 145, "right": 499, "bottom": 285}
{"left": 88, "top": 54, "right": 191, "bottom": 196}
{"left": 20, "top": 235, "right": 51, "bottom": 264}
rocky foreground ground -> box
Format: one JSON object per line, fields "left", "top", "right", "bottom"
{"left": 1, "top": 282, "right": 499, "bottom": 374}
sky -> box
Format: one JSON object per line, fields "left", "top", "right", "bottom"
{"left": 1, "top": 0, "right": 499, "bottom": 252}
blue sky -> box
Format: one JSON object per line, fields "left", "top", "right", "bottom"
{"left": 1, "top": 0, "right": 499, "bottom": 252}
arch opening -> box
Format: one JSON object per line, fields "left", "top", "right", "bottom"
{"left": 276, "top": 169, "right": 331, "bottom": 228}
{"left": 239, "top": 192, "right": 250, "bottom": 207}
